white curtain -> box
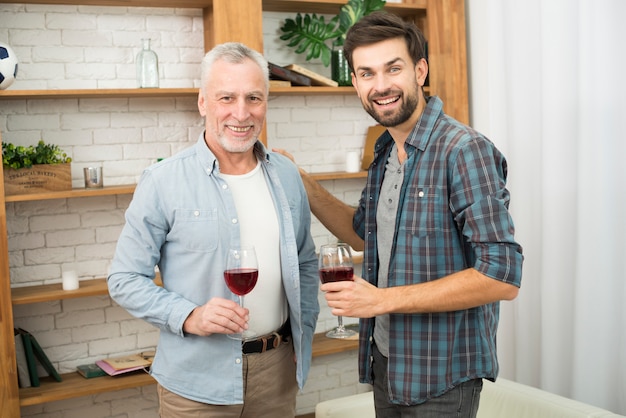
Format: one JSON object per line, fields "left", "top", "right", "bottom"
{"left": 466, "top": 0, "right": 626, "bottom": 414}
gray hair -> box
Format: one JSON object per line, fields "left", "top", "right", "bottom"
{"left": 200, "top": 42, "right": 269, "bottom": 93}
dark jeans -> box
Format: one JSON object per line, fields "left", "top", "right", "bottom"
{"left": 372, "top": 344, "right": 482, "bottom": 418}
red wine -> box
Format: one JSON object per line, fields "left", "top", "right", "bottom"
{"left": 319, "top": 266, "right": 354, "bottom": 284}
{"left": 224, "top": 268, "right": 258, "bottom": 295}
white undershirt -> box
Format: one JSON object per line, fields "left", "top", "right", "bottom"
{"left": 220, "top": 161, "right": 287, "bottom": 336}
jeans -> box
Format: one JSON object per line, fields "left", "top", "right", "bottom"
{"left": 372, "top": 344, "right": 483, "bottom": 417}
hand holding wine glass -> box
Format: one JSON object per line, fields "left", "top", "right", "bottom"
{"left": 224, "top": 245, "right": 258, "bottom": 340}
{"left": 318, "top": 243, "right": 357, "bottom": 339}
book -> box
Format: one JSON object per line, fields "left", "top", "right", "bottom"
{"left": 268, "top": 62, "right": 312, "bottom": 87}
{"left": 23, "top": 329, "right": 62, "bottom": 382}
{"left": 14, "top": 329, "right": 31, "bottom": 388}
{"left": 16, "top": 328, "right": 39, "bottom": 387}
{"left": 77, "top": 363, "right": 108, "bottom": 379}
{"left": 96, "top": 351, "right": 154, "bottom": 376}
{"left": 284, "top": 64, "right": 339, "bottom": 87}
{"left": 269, "top": 79, "right": 291, "bottom": 88}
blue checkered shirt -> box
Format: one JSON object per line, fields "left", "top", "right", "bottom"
{"left": 354, "top": 96, "right": 523, "bottom": 405}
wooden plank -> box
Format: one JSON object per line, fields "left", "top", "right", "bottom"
{"left": 311, "top": 332, "right": 358, "bottom": 357}
{"left": 19, "top": 371, "right": 155, "bottom": 407}
{"left": 11, "top": 277, "right": 164, "bottom": 305}
{"left": 203, "top": 0, "right": 263, "bottom": 52}
{"left": 425, "top": 0, "right": 469, "bottom": 124}
{"left": 11, "top": 278, "right": 110, "bottom": 305}
{"left": 0, "top": 138, "right": 20, "bottom": 418}
{"left": 0, "top": 88, "right": 199, "bottom": 100}
{"left": 4, "top": 184, "right": 136, "bottom": 202}
{"left": 18, "top": 332, "right": 357, "bottom": 406}
{"left": 310, "top": 171, "right": 368, "bottom": 181}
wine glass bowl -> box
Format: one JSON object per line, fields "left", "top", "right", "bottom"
{"left": 318, "top": 243, "right": 357, "bottom": 339}
{"left": 224, "top": 246, "right": 258, "bottom": 340}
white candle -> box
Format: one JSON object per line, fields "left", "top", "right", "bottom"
{"left": 62, "top": 271, "right": 79, "bottom": 291}
{"left": 346, "top": 151, "right": 361, "bottom": 173}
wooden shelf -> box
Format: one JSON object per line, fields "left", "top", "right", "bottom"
{"left": 310, "top": 170, "right": 367, "bottom": 181}
{"left": 311, "top": 331, "right": 358, "bottom": 357}
{"left": 11, "top": 276, "right": 163, "bottom": 305}
{"left": 19, "top": 331, "right": 357, "bottom": 407}
{"left": 0, "top": 88, "right": 199, "bottom": 100}
{"left": 19, "top": 371, "right": 155, "bottom": 407}
{"left": 264, "top": 0, "right": 426, "bottom": 16}
{"left": 4, "top": 184, "right": 136, "bottom": 203}
{"left": 0, "top": 86, "right": 358, "bottom": 100}
{"left": 12, "top": 278, "right": 110, "bottom": 305}
{"left": 0, "top": 0, "right": 426, "bottom": 15}
{"left": 3, "top": 171, "right": 366, "bottom": 204}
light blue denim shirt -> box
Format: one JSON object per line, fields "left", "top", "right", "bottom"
{"left": 107, "top": 133, "right": 319, "bottom": 405}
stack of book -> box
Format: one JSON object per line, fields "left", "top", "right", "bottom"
{"left": 268, "top": 62, "right": 339, "bottom": 87}
{"left": 95, "top": 351, "right": 154, "bottom": 376}
{"left": 14, "top": 328, "right": 62, "bottom": 388}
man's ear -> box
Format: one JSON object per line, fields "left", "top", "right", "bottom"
{"left": 197, "top": 91, "right": 206, "bottom": 116}
{"left": 415, "top": 58, "right": 428, "bottom": 87}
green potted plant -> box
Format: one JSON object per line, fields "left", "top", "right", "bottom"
{"left": 279, "top": 0, "right": 386, "bottom": 85}
{"left": 2, "top": 140, "right": 73, "bottom": 195}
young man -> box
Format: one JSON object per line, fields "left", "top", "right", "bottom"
{"left": 108, "top": 42, "right": 319, "bottom": 418}
{"left": 277, "top": 12, "right": 523, "bottom": 418}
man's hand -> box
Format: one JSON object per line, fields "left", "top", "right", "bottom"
{"left": 321, "top": 277, "right": 381, "bottom": 318}
{"left": 183, "top": 297, "right": 249, "bottom": 337}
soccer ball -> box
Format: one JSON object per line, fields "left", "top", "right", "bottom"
{"left": 0, "top": 42, "right": 19, "bottom": 90}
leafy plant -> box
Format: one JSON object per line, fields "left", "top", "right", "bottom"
{"left": 2, "top": 140, "right": 72, "bottom": 169}
{"left": 279, "top": 0, "right": 386, "bottom": 67}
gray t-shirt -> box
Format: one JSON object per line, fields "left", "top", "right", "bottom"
{"left": 373, "top": 143, "right": 404, "bottom": 357}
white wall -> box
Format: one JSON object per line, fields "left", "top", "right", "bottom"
{"left": 1, "top": 5, "right": 373, "bottom": 416}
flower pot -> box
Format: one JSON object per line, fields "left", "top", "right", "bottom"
{"left": 331, "top": 49, "right": 352, "bottom": 87}
{"left": 3, "top": 163, "right": 72, "bottom": 195}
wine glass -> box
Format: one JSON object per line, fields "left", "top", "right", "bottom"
{"left": 318, "top": 243, "right": 357, "bottom": 339}
{"left": 224, "top": 246, "right": 258, "bottom": 340}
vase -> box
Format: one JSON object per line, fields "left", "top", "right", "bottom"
{"left": 136, "top": 38, "right": 159, "bottom": 88}
{"left": 331, "top": 48, "right": 352, "bottom": 87}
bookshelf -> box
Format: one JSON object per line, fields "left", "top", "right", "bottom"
{"left": 0, "top": 0, "right": 468, "bottom": 414}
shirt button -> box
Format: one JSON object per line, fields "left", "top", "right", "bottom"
{"left": 222, "top": 184, "right": 228, "bottom": 190}
{"left": 388, "top": 199, "right": 392, "bottom": 204}
{"left": 194, "top": 210, "right": 199, "bottom": 217}
{"left": 418, "top": 191, "right": 424, "bottom": 198}
{"left": 235, "top": 358, "right": 241, "bottom": 364}
{"left": 232, "top": 218, "right": 238, "bottom": 224}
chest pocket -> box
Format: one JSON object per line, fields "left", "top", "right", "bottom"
{"left": 403, "top": 186, "right": 444, "bottom": 237}
{"left": 168, "top": 208, "right": 219, "bottom": 252}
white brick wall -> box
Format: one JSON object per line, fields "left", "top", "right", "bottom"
{"left": 2, "top": 5, "right": 375, "bottom": 416}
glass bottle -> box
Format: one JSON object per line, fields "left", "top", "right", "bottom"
{"left": 331, "top": 46, "right": 352, "bottom": 87}
{"left": 136, "top": 38, "right": 159, "bottom": 88}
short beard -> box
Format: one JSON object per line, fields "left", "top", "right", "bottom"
{"left": 363, "top": 82, "right": 420, "bottom": 128}
{"left": 215, "top": 130, "right": 258, "bottom": 154}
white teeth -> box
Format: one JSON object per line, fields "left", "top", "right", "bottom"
{"left": 376, "top": 97, "right": 398, "bottom": 105}
{"left": 229, "top": 126, "right": 251, "bottom": 132}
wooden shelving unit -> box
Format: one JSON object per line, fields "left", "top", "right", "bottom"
{"left": 17, "top": 332, "right": 357, "bottom": 407}
{"left": 0, "top": 0, "right": 468, "bottom": 415}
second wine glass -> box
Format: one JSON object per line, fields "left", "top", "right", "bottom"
{"left": 224, "top": 245, "right": 258, "bottom": 340}
{"left": 318, "top": 243, "right": 357, "bottom": 339}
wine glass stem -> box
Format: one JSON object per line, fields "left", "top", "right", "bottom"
{"left": 337, "top": 315, "right": 346, "bottom": 331}
{"left": 239, "top": 295, "right": 244, "bottom": 309}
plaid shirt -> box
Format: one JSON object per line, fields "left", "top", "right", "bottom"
{"left": 354, "top": 96, "right": 523, "bottom": 405}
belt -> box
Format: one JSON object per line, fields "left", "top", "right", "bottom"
{"left": 242, "top": 319, "right": 291, "bottom": 355}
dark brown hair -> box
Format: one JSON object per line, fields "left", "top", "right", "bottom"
{"left": 343, "top": 11, "right": 427, "bottom": 72}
